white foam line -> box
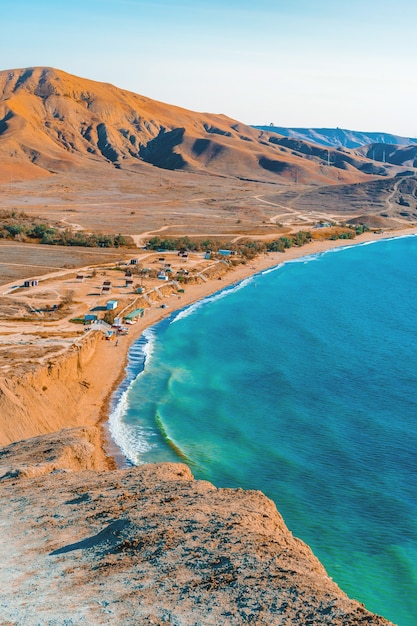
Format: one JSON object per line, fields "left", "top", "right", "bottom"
{"left": 109, "top": 232, "right": 417, "bottom": 463}
{"left": 108, "top": 326, "right": 157, "bottom": 465}
{"left": 171, "top": 276, "right": 254, "bottom": 323}
{"left": 262, "top": 236, "right": 411, "bottom": 274}
{"left": 142, "top": 326, "right": 156, "bottom": 363}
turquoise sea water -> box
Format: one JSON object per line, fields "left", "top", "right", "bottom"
{"left": 110, "top": 236, "right": 417, "bottom": 626}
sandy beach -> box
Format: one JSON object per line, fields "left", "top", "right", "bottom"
{"left": 94, "top": 226, "right": 417, "bottom": 464}
{"left": 1, "top": 225, "right": 416, "bottom": 458}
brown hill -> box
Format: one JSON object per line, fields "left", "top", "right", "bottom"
{"left": 273, "top": 170, "right": 417, "bottom": 225}
{"left": 0, "top": 67, "right": 396, "bottom": 185}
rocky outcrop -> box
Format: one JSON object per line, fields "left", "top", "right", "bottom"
{"left": 0, "top": 429, "right": 393, "bottom": 625}
{"left": 0, "top": 426, "right": 110, "bottom": 480}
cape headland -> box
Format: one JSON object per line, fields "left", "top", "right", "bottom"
{"left": 1, "top": 65, "right": 413, "bottom": 623}
{"left": 1, "top": 231, "right": 408, "bottom": 625}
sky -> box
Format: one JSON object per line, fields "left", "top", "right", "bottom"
{"left": 2, "top": 0, "right": 417, "bottom": 136}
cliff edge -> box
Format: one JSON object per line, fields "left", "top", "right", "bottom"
{"left": 0, "top": 428, "right": 393, "bottom": 625}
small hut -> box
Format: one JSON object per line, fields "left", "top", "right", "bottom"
{"left": 124, "top": 308, "right": 144, "bottom": 322}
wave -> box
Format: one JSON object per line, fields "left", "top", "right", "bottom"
{"left": 155, "top": 412, "right": 190, "bottom": 461}
{"left": 141, "top": 326, "right": 157, "bottom": 365}
{"left": 170, "top": 276, "right": 255, "bottom": 324}
{"left": 316, "top": 232, "right": 417, "bottom": 257}
{"left": 108, "top": 326, "right": 157, "bottom": 465}
{"left": 108, "top": 387, "right": 155, "bottom": 465}
{"left": 263, "top": 234, "right": 417, "bottom": 276}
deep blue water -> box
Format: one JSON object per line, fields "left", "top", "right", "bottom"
{"left": 110, "top": 236, "right": 417, "bottom": 625}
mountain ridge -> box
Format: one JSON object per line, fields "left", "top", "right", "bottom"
{"left": 0, "top": 66, "right": 400, "bottom": 185}
{"left": 253, "top": 125, "right": 417, "bottom": 149}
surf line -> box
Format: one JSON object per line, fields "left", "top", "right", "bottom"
{"left": 155, "top": 412, "right": 190, "bottom": 462}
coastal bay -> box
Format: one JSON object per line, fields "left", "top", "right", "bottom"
{"left": 1, "top": 227, "right": 415, "bottom": 625}
{"left": 112, "top": 233, "right": 417, "bottom": 626}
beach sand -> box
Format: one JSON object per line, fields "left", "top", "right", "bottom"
{"left": 1, "top": 226, "right": 416, "bottom": 457}
{"left": 93, "top": 226, "right": 417, "bottom": 463}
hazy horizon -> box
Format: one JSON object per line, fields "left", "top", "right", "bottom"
{"left": 2, "top": 0, "right": 417, "bottom": 137}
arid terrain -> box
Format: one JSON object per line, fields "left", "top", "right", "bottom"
{"left": 1, "top": 66, "right": 414, "bottom": 623}
{"left": 0, "top": 429, "right": 394, "bottom": 625}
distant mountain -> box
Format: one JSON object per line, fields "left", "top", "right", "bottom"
{"left": 0, "top": 67, "right": 400, "bottom": 185}
{"left": 357, "top": 143, "right": 417, "bottom": 168}
{"left": 253, "top": 126, "right": 417, "bottom": 150}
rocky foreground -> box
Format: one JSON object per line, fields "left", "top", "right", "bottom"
{"left": 0, "top": 427, "right": 393, "bottom": 625}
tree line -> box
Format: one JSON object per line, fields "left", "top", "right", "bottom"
{"left": 0, "top": 210, "right": 131, "bottom": 248}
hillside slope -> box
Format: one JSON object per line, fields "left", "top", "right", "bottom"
{"left": 0, "top": 67, "right": 397, "bottom": 185}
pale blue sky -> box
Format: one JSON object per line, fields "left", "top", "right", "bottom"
{"left": 2, "top": 0, "right": 417, "bottom": 135}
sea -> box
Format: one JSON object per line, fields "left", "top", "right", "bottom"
{"left": 109, "top": 235, "right": 417, "bottom": 626}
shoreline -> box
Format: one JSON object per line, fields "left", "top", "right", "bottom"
{"left": 0, "top": 226, "right": 411, "bottom": 625}
{"left": 99, "top": 225, "right": 417, "bottom": 465}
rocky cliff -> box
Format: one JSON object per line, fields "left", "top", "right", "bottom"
{"left": 0, "top": 331, "right": 110, "bottom": 448}
{"left": 0, "top": 427, "right": 393, "bottom": 625}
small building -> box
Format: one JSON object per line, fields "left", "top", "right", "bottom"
{"left": 84, "top": 314, "right": 98, "bottom": 322}
{"left": 157, "top": 271, "right": 168, "bottom": 281}
{"left": 124, "top": 308, "right": 144, "bottom": 321}
{"left": 129, "top": 258, "right": 139, "bottom": 265}
{"left": 125, "top": 279, "right": 134, "bottom": 287}
{"left": 101, "top": 280, "right": 112, "bottom": 294}
{"left": 218, "top": 249, "right": 232, "bottom": 256}
{"left": 76, "top": 275, "right": 84, "bottom": 282}
{"left": 24, "top": 279, "right": 39, "bottom": 288}
{"left": 204, "top": 250, "right": 211, "bottom": 260}
{"left": 106, "top": 300, "right": 118, "bottom": 310}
